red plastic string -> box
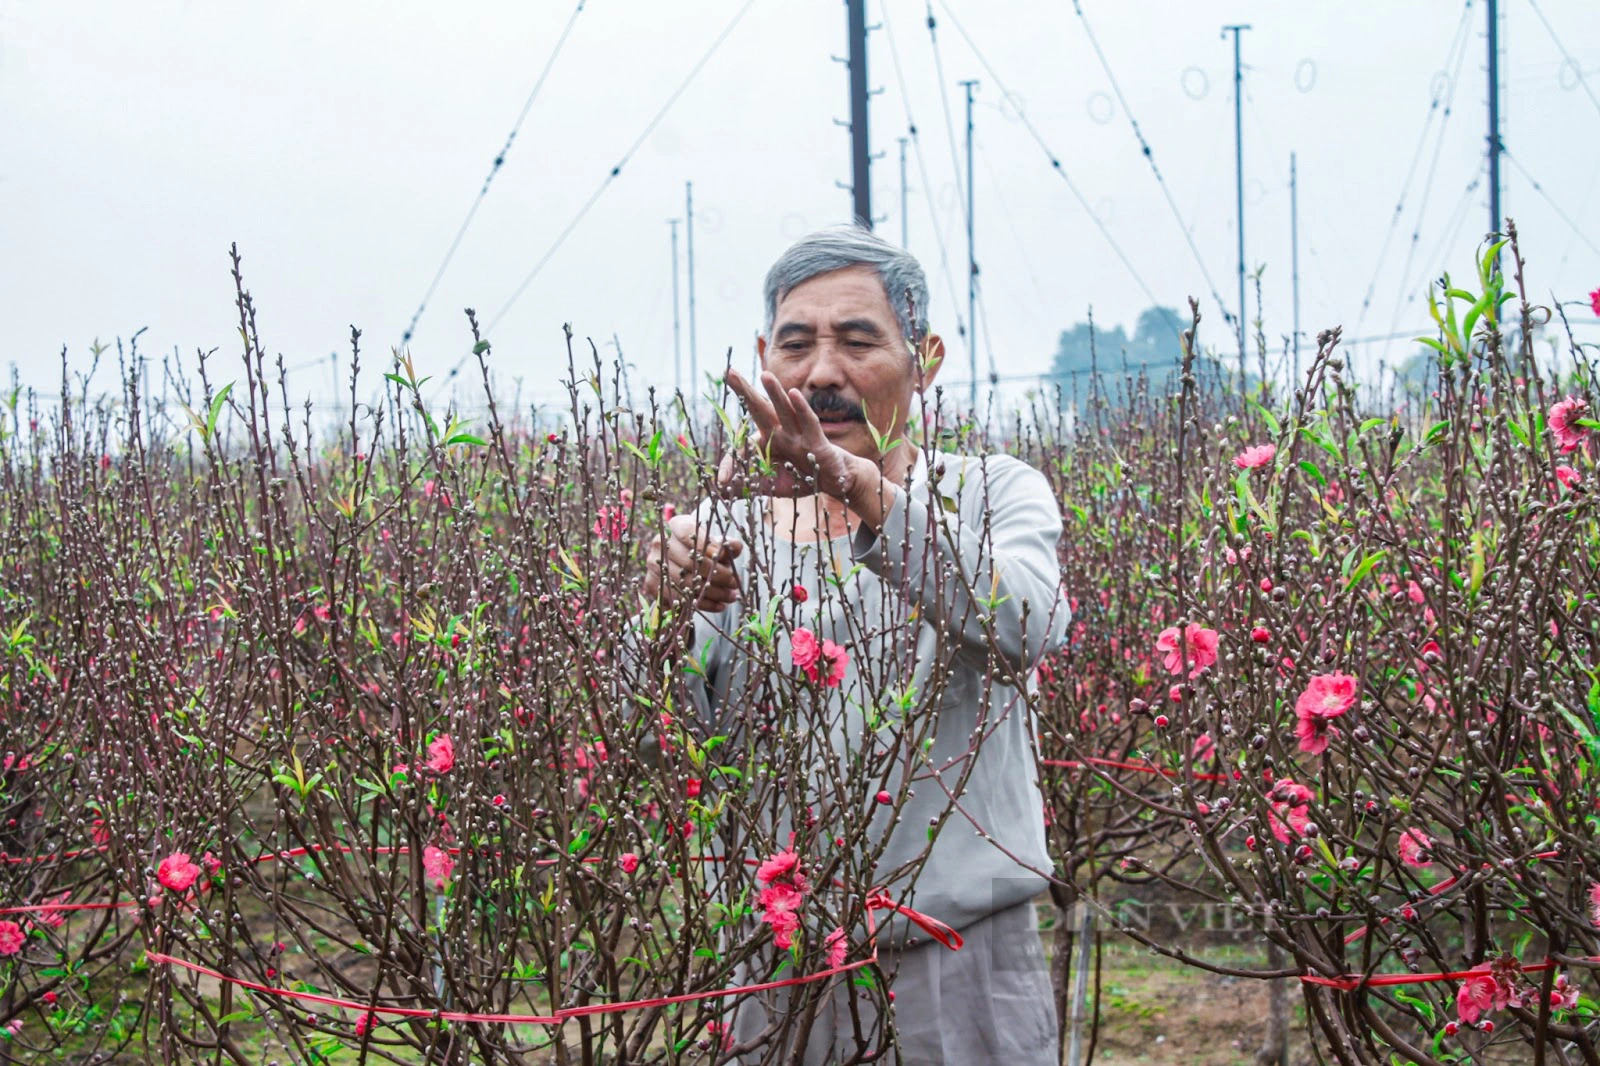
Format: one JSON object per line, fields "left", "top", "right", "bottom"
{"left": 1301, "top": 956, "right": 1600, "bottom": 992}
{"left": 146, "top": 890, "right": 960, "bottom": 1026}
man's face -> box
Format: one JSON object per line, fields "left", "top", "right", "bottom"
{"left": 757, "top": 264, "right": 940, "bottom": 461}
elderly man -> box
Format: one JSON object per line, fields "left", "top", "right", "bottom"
{"left": 640, "top": 226, "right": 1069, "bottom": 1064}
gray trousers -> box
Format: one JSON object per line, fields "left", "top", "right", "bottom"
{"left": 732, "top": 900, "right": 1058, "bottom": 1065}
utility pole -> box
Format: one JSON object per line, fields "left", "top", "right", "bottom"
{"left": 686, "top": 181, "right": 698, "bottom": 409}
{"left": 1487, "top": 0, "right": 1502, "bottom": 236}
{"left": 847, "top": 0, "right": 872, "bottom": 228}
{"left": 1290, "top": 152, "right": 1301, "bottom": 386}
{"left": 961, "top": 78, "right": 979, "bottom": 411}
{"left": 669, "top": 218, "right": 682, "bottom": 399}
{"left": 1223, "top": 24, "right": 1251, "bottom": 379}
{"left": 898, "top": 135, "right": 909, "bottom": 247}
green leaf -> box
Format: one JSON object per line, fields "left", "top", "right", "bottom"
{"left": 1247, "top": 398, "right": 1282, "bottom": 437}
{"left": 1298, "top": 459, "right": 1326, "bottom": 486}
{"left": 1423, "top": 420, "right": 1450, "bottom": 445}
{"left": 1393, "top": 989, "right": 1435, "bottom": 1025}
{"left": 207, "top": 383, "right": 234, "bottom": 440}
{"left": 1462, "top": 288, "right": 1495, "bottom": 341}
{"left": 445, "top": 432, "right": 488, "bottom": 446}
{"left": 472, "top": 340, "right": 491, "bottom": 354}
{"left": 1344, "top": 550, "right": 1387, "bottom": 592}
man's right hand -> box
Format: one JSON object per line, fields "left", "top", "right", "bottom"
{"left": 640, "top": 512, "right": 743, "bottom": 614}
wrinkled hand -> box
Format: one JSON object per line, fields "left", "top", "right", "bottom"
{"left": 716, "top": 368, "right": 861, "bottom": 501}
{"left": 640, "top": 512, "right": 743, "bottom": 615}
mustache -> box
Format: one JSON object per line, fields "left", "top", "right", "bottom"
{"left": 806, "top": 391, "right": 865, "bottom": 422}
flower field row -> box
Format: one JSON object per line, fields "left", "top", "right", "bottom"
{"left": 0, "top": 237, "right": 1596, "bottom": 1063}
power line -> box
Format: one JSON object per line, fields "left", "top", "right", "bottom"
{"left": 427, "top": 0, "right": 760, "bottom": 402}
{"left": 1502, "top": 148, "right": 1600, "bottom": 260}
{"left": 398, "top": 0, "right": 587, "bottom": 350}
{"left": 1070, "top": 0, "right": 1235, "bottom": 331}
{"left": 929, "top": 0, "right": 1169, "bottom": 319}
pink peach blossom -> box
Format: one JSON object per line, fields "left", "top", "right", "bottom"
{"left": 1549, "top": 396, "right": 1590, "bottom": 454}
{"left": 826, "top": 926, "right": 848, "bottom": 967}
{"left": 0, "top": 921, "right": 23, "bottom": 956}
{"left": 1267, "top": 780, "right": 1315, "bottom": 844}
{"left": 1155, "top": 623, "right": 1219, "bottom": 678}
{"left": 422, "top": 845, "right": 454, "bottom": 891}
{"left": 426, "top": 735, "right": 455, "bottom": 775}
{"left": 157, "top": 852, "right": 202, "bottom": 893}
{"left": 1397, "top": 828, "right": 1432, "bottom": 868}
{"left": 1456, "top": 965, "right": 1509, "bottom": 1025}
{"left": 818, "top": 639, "right": 849, "bottom": 688}
{"left": 1233, "top": 443, "right": 1276, "bottom": 469}
{"left": 790, "top": 628, "right": 821, "bottom": 674}
{"left": 1294, "top": 673, "right": 1357, "bottom": 755}
{"left": 757, "top": 849, "right": 803, "bottom": 888}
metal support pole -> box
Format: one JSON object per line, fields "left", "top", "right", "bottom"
{"left": 1487, "top": 0, "right": 1502, "bottom": 236}
{"left": 1223, "top": 24, "right": 1251, "bottom": 378}
{"left": 847, "top": 0, "right": 872, "bottom": 228}
{"left": 1065, "top": 900, "right": 1096, "bottom": 1066}
{"left": 686, "top": 182, "right": 698, "bottom": 409}
{"left": 669, "top": 218, "right": 682, "bottom": 400}
{"left": 1290, "top": 152, "right": 1301, "bottom": 386}
{"left": 960, "top": 79, "right": 979, "bottom": 411}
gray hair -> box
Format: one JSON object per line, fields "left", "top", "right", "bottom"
{"left": 762, "top": 225, "right": 930, "bottom": 350}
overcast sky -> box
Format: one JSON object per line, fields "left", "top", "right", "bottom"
{"left": 4, "top": 0, "right": 1598, "bottom": 420}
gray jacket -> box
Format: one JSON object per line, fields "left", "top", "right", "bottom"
{"left": 659, "top": 448, "right": 1070, "bottom": 945}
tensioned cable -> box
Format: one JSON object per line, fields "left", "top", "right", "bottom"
{"left": 1378, "top": 19, "right": 1475, "bottom": 362}
{"left": 930, "top": 0, "right": 1170, "bottom": 322}
{"left": 924, "top": 2, "right": 971, "bottom": 230}
{"left": 1068, "top": 0, "right": 1234, "bottom": 330}
{"left": 1352, "top": 0, "right": 1476, "bottom": 340}
{"left": 1363, "top": 164, "right": 1484, "bottom": 350}
{"left": 398, "top": 1, "right": 587, "bottom": 351}
{"left": 880, "top": 0, "right": 968, "bottom": 345}
{"left": 975, "top": 128, "right": 1048, "bottom": 315}
{"left": 1502, "top": 149, "right": 1600, "bottom": 260}
{"left": 426, "top": 0, "right": 760, "bottom": 402}
{"left": 1526, "top": 0, "right": 1600, "bottom": 122}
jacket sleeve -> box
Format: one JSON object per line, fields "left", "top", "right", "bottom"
{"left": 848, "top": 454, "right": 1070, "bottom": 673}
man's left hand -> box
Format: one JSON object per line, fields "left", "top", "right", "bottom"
{"left": 717, "top": 369, "right": 863, "bottom": 501}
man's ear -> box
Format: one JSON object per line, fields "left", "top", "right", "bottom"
{"left": 914, "top": 334, "right": 945, "bottom": 392}
{"left": 756, "top": 334, "right": 768, "bottom": 371}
